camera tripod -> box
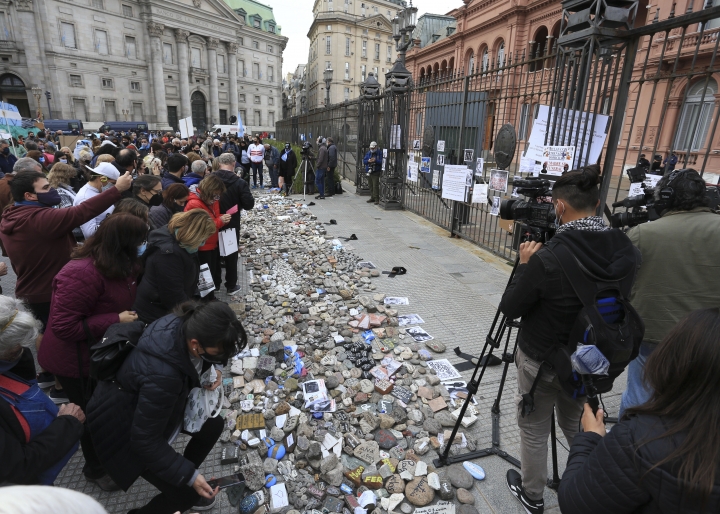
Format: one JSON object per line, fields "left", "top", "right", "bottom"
{"left": 290, "top": 154, "right": 316, "bottom": 201}
{"left": 433, "top": 257, "right": 562, "bottom": 490}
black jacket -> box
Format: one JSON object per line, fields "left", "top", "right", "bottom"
{"left": 328, "top": 144, "right": 338, "bottom": 168}
{"left": 0, "top": 348, "right": 84, "bottom": 485}
{"left": 499, "top": 228, "right": 640, "bottom": 362}
{"left": 148, "top": 204, "right": 182, "bottom": 229}
{"left": 215, "top": 169, "right": 254, "bottom": 231}
{"left": 133, "top": 226, "right": 199, "bottom": 324}
{"left": 278, "top": 149, "right": 298, "bottom": 177}
{"left": 86, "top": 315, "right": 204, "bottom": 491}
{"left": 559, "top": 414, "right": 720, "bottom": 513}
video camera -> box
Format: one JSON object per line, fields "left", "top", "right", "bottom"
{"left": 499, "top": 177, "right": 556, "bottom": 249}
{"left": 300, "top": 141, "right": 313, "bottom": 157}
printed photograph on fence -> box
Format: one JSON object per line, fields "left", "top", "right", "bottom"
{"left": 475, "top": 157, "right": 484, "bottom": 175}
{"left": 384, "top": 296, "right": 409, "bottom": 305}
{"left": 466, "top": 169, "right": 473, "bottom": 187}
{"left": 472, "top": 183, "right": 488, "bottom": 204}
{"left": 432, "top": 171, "right": 440, "bottom": 190}
{"left": 542, "top": 146, "right": 575, "bottom": 175}
{"left": 407, "top": 326, "right": 434, "bottom": 342}
{"left": 520, "top": 157, "right": 537, "bottom": 175}
{"left": 412, "top": 139, "right": 421, "bottom": 150}
{"left": 437, "top": 140, "right": 445, "bottom": 152}
{"left": 490, "top": 195, "right": 500, "bottom": 216}
{"left": 397, "top": 314, "right": 425, "bottom": 327}
{"left": 489, "top": 169, "right": 509, "bottom": 193}
{"left": 427, "top": 359, "right": 462, "bottom": 381}
{"left": 463, "top": 149, "right": 474, "bottom": 162}
{"left": 420, "top": 157, "right": 431, "bottom": 173}
{"left": 437, "top": 154, "right": 445, "bottom": 166}
{"left": 382, "top": 149, "right": 388, "bottom": 171}
{"left": 407, "top": 161, "right": 418, "bottom": 182}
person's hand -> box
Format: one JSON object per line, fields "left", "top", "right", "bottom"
{"left": 115, "top": 171, "right": 133, "bottom": 192}
{"left": 221, "top": 214, "right": 232, "bottom": 224}
{"left": 327, "top": 167, "right": 330, "bottom": 171}
{"left": 119, "top": 310, "right": 138, "bottom": 323}
{"left": 0, "top": 262, "right": 7, "bottom": 277}
{"left": 518, "top": 241, "right": 543, "bottom": 264}
{"left": 581, "top": 403, "right": 606, "bottom": 436}
{"left": 204, "top": 368, "right": 222, "bottom": 391}
{"left": 192, "top": 474, "right": 218, "bottom": 499}
{"left": 58, "top": 403, "right": 86, "bottom": 423}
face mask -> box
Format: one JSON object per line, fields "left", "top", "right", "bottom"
{"left": 36, "top": 188, "right": 62, "bottom": 207}
{"left": 185, "top": 246, "right": 199, "bottom": 254}
{"left": 1, "top": 148, "right": 9, "bottom": 155}
{"left": 199, "top": 351, "right": 226, "bottom": 364}
{"left": 59, "top": 158, "right": 67, "bottom": 163}
{"left": 149, "top": 193, "right": 163, "bottom": 207}
{"left": 102, "top": 183, "right": 113, "bottom": 191}
{"left": 137, "top": 243, "right": 147, "bottom": 256}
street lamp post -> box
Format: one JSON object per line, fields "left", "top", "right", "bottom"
{"left": 45, "top": 91, "right": 52, "bottom": 120}
{"left": 323, "top": 67, "right": 333, "bottom": 107}
{"left": 31, "top": 87, "right": 43, "bottom": 121}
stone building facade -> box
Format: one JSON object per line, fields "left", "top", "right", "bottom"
{"left": 306, "top": 0, "right": 405, "bottom": 110}
{"left": 0, "top": 0, "right": 287, "bottom": 132}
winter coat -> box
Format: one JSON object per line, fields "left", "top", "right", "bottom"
{"left": 134, "top": 227, "right": 199, "bottom": 324}
{"left": 316, "top": 144, "right": 329, "bottom": 170}
{"left": 278, "top": 149, "right": 298, "bottom": 178}
{"left": 558, "top": 414, "right": 720, "bottom": 513}
{"left": 626, "top": 208, "right": 720, "bottom": 345}
{"left": 499, "top": 228, "right": 641, "bottom": 363}
{"left": 148, "top": 204, "right": 182, "bottom": 229}
{"left": 38, "top": 257, "right": 138, "bottom": 379}
{"left": 214, "top": 169, "right": 255, "bottom": 232}
{"left": 86, "top": 315, "right": 204, "bottom": 491}
{"left": 0, "top": 348, "right": 84, "bottom": 485}
{"left": 363, "top": 149, "right": 383, "bottom": 174}
{"left": 222, "top": 142, "right": 241, "bottom": 161}
{"left": 0, "top": 152, "right": 16, "bottom": 176}
{"left": 264, "top": 146, "right": 280, "bottom": 168}
{"left": 184, "top": 192, "right": 224, "bottom": 251}
{"left": 0, "top": 188, "right": 122, "bottom": 303}
{"left": 182, "top": 173, "right": 204, "bottom": 188}
{"left": 74, "top": 183, "right": 114, "bottom": 240}
{"left": 328, "top": 144, "right": 338, "bottom": 168}
{"left": 161, "top": 171, "right": 185, "bottom": 190}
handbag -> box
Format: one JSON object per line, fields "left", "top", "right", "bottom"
{"left": 88, "top": 321, "right": 146, "bottom": 382}
{"left": 218, "top": 227, "right": 239, "bottom": 257}
{"left": 183, "top": 365, "right": 224, "bottom": 433}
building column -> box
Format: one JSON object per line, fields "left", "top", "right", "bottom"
{"left": 15, "top": 0, "right": 47, "bottom": 101}
{"left": 227, "top": 42, "right": 239, "bottom": 123}
{"left": 207, "top": 37, "right": 220, "bottom": 126}
{"left": 147, "top": 22, "right": 168, "bottom": 128}
{"left": 175, "top": 29, "right": 192, "bottom": 119}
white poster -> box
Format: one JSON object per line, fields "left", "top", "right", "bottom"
{"left": 179, "top": 116, "right": 194, "bottom": 139}
{"left": 643, "top": 174, "right": 662, "bottom": 189}
{"left": 420, "top": 157, "right": 431, "bottom": 173}
{"left": 525, "top": 105, "right": 610, "bottom": 168}
{"left": 490, "top": 196, "right": 500, "bottom": 216}
{"left": 382, "top": 149, "right": 388, "bottom": 171}
{"left": 441, "top": 165, "right": 469, "bottom": 202}
{"left": 543, "top": 146, "right": 575, "bottom": 175}
{"left": 407, "top": 161, "right": 418, "bottom": 183}
{"left": 628, "top": 182, "right": 645, "bottom": 197}
{"left": 520, "top": 157, "right": 536, "bottom": 174}
{"left": 412, "top": 139, "right": 421, "bottom": 150}
{"left": 489, "top": 169, "right": 509, "bottom": 193}
{"left": 472, "top": 183, "right": 488, "bottom": 204}
{"left": 475, "top": 157, "right": 484, "bottom": 176}
{"left": 437, "top": 140, "right": 445, "bottom": 152}
{"left": 432, "top": 171, "right": 440, "bottom": 190}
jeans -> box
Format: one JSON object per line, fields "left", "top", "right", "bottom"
{"left": 55, "top": 375, "right": 105, "bottom": 479}
{"left": 368, "top": 173, "right": 380, "bottom": 202}
{"left": 269, "top": 165, "right": 279, "bottom": 188}
{"left": 619, "top": 341, "right": 656, "bottom": 419}
{"left": 136, "top": 416, "right": 224, "bottom": 514}
{"left": 315, "top": 168, "right": 326, "bottom": 197}
{"left": 250, "top": 162, "right": 263, "bottom": 186}
{"left": 326, "top": 167, "right": 336, "bottom": 196}
{"left": 515, "top": 347, "right": 584, "bottom": 501}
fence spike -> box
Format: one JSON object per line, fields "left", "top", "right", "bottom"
{"left": 653, "top": 7, "right": 660, "bottom": 23}
{"left": 669, "top": 2, "right": 676, "bottom": 18}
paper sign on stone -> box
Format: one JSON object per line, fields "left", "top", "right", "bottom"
{"left": 413, "top": 502, "right": 456, "bottom": 514}
{"left": 269, "top": 483, "right": 289, "bottom": 512}
{"left": 426, "top": 359, "right": 462, "bottom": 381}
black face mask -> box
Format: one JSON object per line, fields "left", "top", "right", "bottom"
{"left": 35, "top": 188, "right": 62, "bottom": 207}
{"left": 148, "top": 193, "right": 163, "bottom": 207}
{"left": 1, "top": 148, "right": 9, "bottom": 155}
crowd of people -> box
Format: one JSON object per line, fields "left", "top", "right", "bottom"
{"left": 0, "top": 126, "right": 718, "bottom": 514}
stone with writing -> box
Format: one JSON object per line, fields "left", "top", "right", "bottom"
{"left": 396, "top": 459, "right": 416, "bottom": 475}
{"left": 391, "top": 385, "right": 413, "bottom": 404}
{"left": 438, "top": 479, "right": 454, "bottom": 501}
{"left": 405, "top": 476, "right": 434, "bottom": 506}
{"left": 385, "top": 474, "right": 406, "bottom": 494}
{"left": 307, "top": 486, "right": 326, "bottom": 500}
{"left": 343, "top": 465, "right": 365, "bottom": 486}
{"left": 374, "top": 428, "right": 398, "bottom": 450}
{"left": 362, "top": 474, "right": 384, "bottom": 490}
{"left": 353, "top": 440, "right": 380, "bottom": 465}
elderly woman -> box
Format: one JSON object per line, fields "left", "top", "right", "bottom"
{"left": 47, "top": 163, "right": 79, "bottom": 209}
{"left": 0, "top": 296, "right": 85, "bottom": 485}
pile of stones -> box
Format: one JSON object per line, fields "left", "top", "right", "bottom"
{"left": 219, "top": 196, "right": 484, "bottom": 514}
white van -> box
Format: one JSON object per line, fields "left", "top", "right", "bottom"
{"left": 211, "top": 124, "right": 242, "bottom": 136}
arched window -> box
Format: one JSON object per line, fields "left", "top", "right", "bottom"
{"left": 529, "top": 27, "right": 548, "bottom": 72}
{"left": 0, "top": 74, "right": 24, "bottom": 88}
{"left": 481, "top": 48, "right": 489, "bottom": 71}
{"left": 497, "top": 41, "right": 505, "bottom": 67}
{"left": 467, "top": 52, "right": 475, "bottom": 75}
{"left": 675, "top": 78, "right": 718, "bottom": 152}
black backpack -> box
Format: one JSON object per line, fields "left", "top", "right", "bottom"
{"left": 520, "top": 242, "right": 644, "bottom": 416}
{"left": 81, "top": 320, "right": 146, "bottom": 382}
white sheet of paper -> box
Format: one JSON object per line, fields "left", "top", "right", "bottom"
{"left": 472, "top": 184, "right": 489, "bottom": 204}
{"left": 441, "top": 165, "right": 469, "bottom": 202}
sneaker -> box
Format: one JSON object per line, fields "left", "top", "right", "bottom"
{"left": 366, "top": 198, "right": 375, "bottom": 203}
{"left": 319, "top": 196, "right": 325, "bottom": 200}
{"left": 507, "top": 469, "right": 544, "bottom": 514}
{"left": 374, "top": 201, "right": 379, "bottom": 205}
{"left": 227, "top": 285, "right": 242, "bottom": 295}
{"left": 37, "top": 371, "right": 55, "bottom": 388}
{"left": 85, "top": 473, "right": 121, "bottom": 492}
{"left": 192, "top": 496, "right": 217, "bottom": 511}
{"left": 48, "top": 386, "right": 69, "bottom": 405}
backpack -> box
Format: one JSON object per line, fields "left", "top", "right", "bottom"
{"left": 81, "top": 320, "right": 146, "bottom": 382}
{"left": 520, "top": 242, "right": 644, "bottom": 416}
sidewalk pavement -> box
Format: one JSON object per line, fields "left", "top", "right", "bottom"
{"left": 11, "top": 179, "right": 625, "bottom": 513}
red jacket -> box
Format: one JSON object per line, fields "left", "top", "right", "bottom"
{"left": 184, "top": 191, "right": 224, "bottom": 251}
{"left": 38, "top": 257, "right": 137, "bottom": 378}
{"left": 0, "top": 188, "right": 121, "bottom": 303}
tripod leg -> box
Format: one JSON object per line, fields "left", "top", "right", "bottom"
{"left": 547, "top": 410, "right": 561, "bottom": 490}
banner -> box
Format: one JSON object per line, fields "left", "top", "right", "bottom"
{"left": 237, "top": 111, "right": 245, "bottom": 137}
{"left": 542, "top": 146, "right": 575, "bottom": 176}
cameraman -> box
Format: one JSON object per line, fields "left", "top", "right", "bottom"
{"left": 499, "top": 165, "right": 641, "bottom": 514}
{"left": 619, "top": 169, "right": 720, "bottom": 417}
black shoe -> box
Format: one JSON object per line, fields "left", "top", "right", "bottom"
{"left": 86, "top": 473, "right": 121, "bottom": 492}
{"left": 319, "top": 196, "right": 325, "bottom": 200}
{"left": 366, "top": 198, "right": 375, "bottom": 203}
{"left": 227, "top": 285, "right": 242, "bottom": 295}
{"left": 48, "top": 386, "right": 68, "bottom": 405}
{"left": 507, "top": 469, "right": 544, "bottom": 514}
{"left": 37, "top": 371, "right": 55, "bottom": 388}
{"left": 192, "top": 495, "right": 217, "bottom": 511}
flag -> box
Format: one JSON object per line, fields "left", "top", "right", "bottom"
{"left": 0, "top": 102, "right": 22, "bottom": 127}
{"left": 236, "top": 111, "right": 244, "bottom": 137}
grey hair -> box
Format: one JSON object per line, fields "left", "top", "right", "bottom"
{"left": 191, "top": 159, "right": 208, "bottom": 174}
{"left": 0, "top": 485, "right": 108, "bottom": 514}
{"left": 12, "top": 157, "right": 42, "bottom": 174}
{"left": 0, "top": 296, "right": 40, "bottom": 360}
{"left": 216, "top": 153, "right": 236, "bottom": 167}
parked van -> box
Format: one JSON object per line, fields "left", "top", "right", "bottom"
{"left": 42, "top": 119, "right": 84, "bottom": 133}
{"left": 98, "top": 121, "right": 149, "bottom": 133}
{"left": 211, "top": 124, "right": 242, "bottom": 136}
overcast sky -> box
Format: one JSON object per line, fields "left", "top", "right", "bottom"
{"left": 272, "top": 0, "right": 463, "bottom": 77}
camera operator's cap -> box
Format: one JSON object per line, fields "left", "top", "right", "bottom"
{"left": 85, "top": 162, "right": 120, "bottom": 181}
{"left": 370, "top": 141, "right": 377, "bottom": 148}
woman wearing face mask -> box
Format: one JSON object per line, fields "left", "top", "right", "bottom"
{"left": 38, "top": 213, "right": 145, "bottom": 491}
{"left": 74, "top": 162, "right": 120, "bottom": 240}
{"left": 277, "top": 143, "right": 298, "bottom": 196}
{"left": 134, "top": 210, "right": 217, "bottom": 324}
{"left": 47, "top": 163, "right": 80, "bottom": 209}
{"left": 184, "top": 175, "right": 231, "bottom": 290}
{"left": 60, "top": 147, "right": 75, "bottom": 165}
{"left": 149, "top": 183, "right": 190, "bottom": 229}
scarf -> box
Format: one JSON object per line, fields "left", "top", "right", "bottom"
{"left": 555, "top": 215, "right": 608, "bottom": 235}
